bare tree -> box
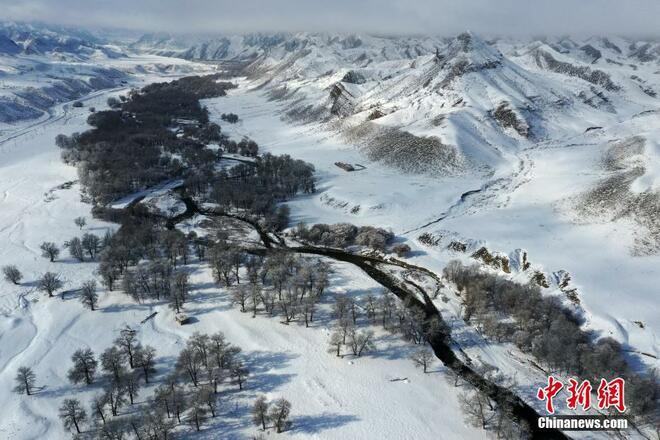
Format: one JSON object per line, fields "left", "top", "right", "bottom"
{"left": 364, "top": 294, "right": 377, "bottom": 323}
{"left": 328, "top": 331, "right": 343, "bottom": 357}
{"left": 208, "top": 365, "right": 226, "bottom": 395}
{"left": 37, "top": 272, "right": 63, "bottom": 297}
{"left": 2, "top": 265, "right": 22, "bottom": 285}
{"left": 337, "top": 318, "right": 354, "bottom": 345}
{"left": 261, "top": 290, "right": 277, "bottom": 316}
{"left": 196, "top": 386, "right": 218, "bottom": 418}
{"left": 332, "top": 296, "right": 350, "bottom": 322}
{"left": 115, "top": 326, "right": 141, "bottom": 369}
{"left": 90, "top": 394, "right": 108, "bottom": 425}
{"left": 188, "top": 333, "right": 211, "bottom": 371}
{"left": 268, "top": 398, "right": 292, "bottom": 433}
{"left": 169, "top": 271, "right": 189, "bottom": 313}
{"left": 348, "top": 329, "right": 375, "bottom": 357}
{"left": 249, "top": 284, "right": 261, "bottom": 318}
{"left": 208, "top": 332, "right": 230, "bottom": 370}
{"left": 80, "top": 280, "right": 99, "bottom": 311}
{"left": 143, "top": 409, "right": 175, "bottom": 439}
{"left": 104, "top": 381, "right": 128, "bottom": 417}
{"left": 169, "top": 386, "right": 188, "bottom": 424}
{"left": 99, "top": 418, "right": 128, "bottom": 439}
{"left": 59, "top": 398, "right": 87, "bottom": 434}
{"left": 154, "top": 386, "right": 172, "bottom": 419}
{"left": 122, "top": 371, "right": 141, "bottom": 405}
{"left": 135, "top": 345, "right": 157, "bottom": 384}
{"left": 278, "top": 286, "right": 298, "bottom": 324}
{"left": 68, "top": 348, "right": 97, "bottom": 385}
{"left": 40, "top": 241, "right": 60, "bottom": 262}
{"left": 101, "top": 346, "right": 126, "bottom": 381}
{"left": 410, "top": 348, "right": 434, "bottom": 373}
{"left": 66, "top": 237, "right": 85, "bottom": 262}
{"left": 378, "top": 293, "right": 396, "bottom": 329}
{"left": 301, "top": 296, "right": 317, "bottom": 327}
{"left": 127, "top": 414, "right": 147, "bottom": 440}
{"left": 13, "top": 366, "right": 36, "bottom": 395}
{"left": 222, "top": 345, "right": 242, "bottom": 371}
{"left": 74, "top": 216, "right": 87, "bottom": 230}
{"left": 252, "top": 395, "right": 269, "bottom": 430}
{"left": 98, "top": 261, "right": 119, "bottom": 291}
{"left": 187, "top": 398, "right": 208, "bottom": 432}
{"left": 231, "top": 361, "right": 249, "bottom": 390}
{"left": 176, "top": 348, "right": 203, "bottom": 387}
{"left": 81, "top": 233, "right": 101, "bottom": 259}
{"left": 232, "top": 285, "right": 249, "bottom": 312}
{"left": 459, "top": 388, "right": 494, "bottom": 430}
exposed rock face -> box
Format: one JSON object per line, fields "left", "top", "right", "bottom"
{"left": 471, "top": 246, "right": 511, "bottom": 273}
{"left": 329, "top": 83, "right": 355, "bottom": 116}
{"left": 534, "top": 49, "right": 620, "bottom": 91}
{"left": 629, "top": 42, "right": 660, "bottom": 62}
{"left": 579, "top": 44, "right": 602, "bottom": 63}
{"left": 341, "top": 70, "right": 367, "bottom": 84}
{"left": 491, "top": 102, "right": 529, "bottom": 137}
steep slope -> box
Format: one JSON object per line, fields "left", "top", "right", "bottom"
{"left": 0, "top": 23, "right": 130, "bottom": 124}
{"left": 133, "top": 32, "right": 660, "bottom": 179}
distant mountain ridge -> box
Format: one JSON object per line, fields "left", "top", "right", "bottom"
{"left": 0, "top": 22, "right": 127, "bottom": 123}
{"left": 132, "top": 31, "right": 660, "bottom": 175}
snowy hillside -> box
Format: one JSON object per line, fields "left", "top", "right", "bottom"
{"left": 0, "top": 26, "right": 658, "bottom": 440}
{"left": 141, "top": 29, "right": 660, "bottom": 426}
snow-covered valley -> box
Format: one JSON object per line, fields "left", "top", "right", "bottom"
{"left": 0, "top": 25, "right": 658, "bottom": 440}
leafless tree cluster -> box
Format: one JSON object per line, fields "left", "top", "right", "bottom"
{"left": 52, "top": 330, "right": 256, "bottom": 437}
{"left": 56, "top": 75, "right": 234, "bottom": 204}
{"left": 294, "top": 222, "right": 394, "bottom": 251}
{"left": 444, "top": 260, "right": 659, "bottom": 422}
{"left": 458, "top": 385, "right": 531, "bottom": 439}
{"left": 64, "top": 232, "right": 102, "bottom": 262}
{"left": 220, "top": 251, "right": 331, "bottom": 327}
{"left": 251, "top": 396, "right": 292, "bottom": 433}
{"left": 326, "top": 287, "right": 449, "bottom": 362}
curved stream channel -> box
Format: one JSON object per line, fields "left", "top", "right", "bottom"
{"left": 155, "top": 192, "right": 567, "bottom": 439}
{"left": 401, "top": 187, "right": 483, "bottom": 235}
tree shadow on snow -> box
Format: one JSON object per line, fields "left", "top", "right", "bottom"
{"left": 291, "top": 413, "right": 360, "bottom": 434}
{"left": 243, "top": 350, "right": 298, "bottom": 374}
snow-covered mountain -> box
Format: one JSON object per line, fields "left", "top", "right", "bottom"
{"left": 134, "top": 32, "right": 660, "bottom": 172}
{"left": 0, "top": 28, "right": 658, "bottom": 439}
{"left": 0, "top": 23, "right": 128, "bottom": 123}
{"left": 131, "top": 32, "right": 660, "bottom": 258}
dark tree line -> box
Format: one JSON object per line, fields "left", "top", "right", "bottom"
{"left": 294, "top": 222, "right": 395, "bottom": 252}
{"left": 55, "top": 75, "right": 234, "bottom": 204}
{"left": 444, "top": 260, "right": 659, "bottom": 422}
{"left": 208, "top": 153, "right": 315, "bottom": 226}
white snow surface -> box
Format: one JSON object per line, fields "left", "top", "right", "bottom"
{"left": 0, "top": 55, "right": 485, "bottom": 440}
{"left": 0, "top": 29, "right": 659, "bottom": 439}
